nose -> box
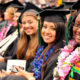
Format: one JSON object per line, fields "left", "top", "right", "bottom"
{"left": 76, "top": 28, "right": 80, "bottom": 33}
{"left": 22, "top": 23, "right": 30, "bottom": 28}
{"left": 45, "top": 28, "right": 50, "bottom": 34}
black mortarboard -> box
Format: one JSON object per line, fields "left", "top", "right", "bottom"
{"left": 13, "top": 6, "right": 24, "bottom": 12}
{"left": 19, "top": 2, "right": 42, "bottom": 23}
{"left": 3, "top": 0, "right": 23, "bottom": 9}
{"left": 40, "top": 9, "right": 70, "bottom": 23}
{"left": 21, "top": 2, "right": 42, "bottom": 14}
{"left": 63, "top": 1, "right": 76, "bottom": 9}
{"left": 72, "top": 0, "right": 80, "bottom": 10}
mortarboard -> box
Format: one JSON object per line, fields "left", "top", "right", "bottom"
{"left": 21, "top": 2, "right": 42, "bottom": 14}
{"left": 13, "top": 6, "right": 24, "bottom": 12}
{"left": 19, "top": 2, "right": 42, "bottom": 23}
{"left": 72, "top": 0, "right": 80, "bottom": 11}
{"left": 3, "top": 0, "right": 23, "bottom": 9}
{"left": 40, "top": 9, "right": 70, "bottom": 23}
{"left": 63, "top": 1, "right": 76, "bottom": 9}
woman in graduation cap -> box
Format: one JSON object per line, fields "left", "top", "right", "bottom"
{"left": 0, "top": 2, "right": 41, "bottom": 79}
{"left": 53, "top": 9, "right": 80, "bottom": 80}
{"left": 0, "top": 6, "right": 24, "bottom": 71}
{"left": 0, "top": 6, "right": 17, "bottom": 41}
{"left": 0, "top": 9, "right": 68, "bottom": 80}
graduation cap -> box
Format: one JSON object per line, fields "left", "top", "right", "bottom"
{"left": 14, "top": 6, "right": 24, "bottom": 12}
{"left": 72, "top": 0, "right": 80, "bottom": 11}
{"left": 63, "top": 1, "right": 76, "bottom": 9}
{"left": 19, "top": 2, "right": 42, "bottom": 23}
{"left": 40, "top": 9, "right": 70, "bottom": 23}
{"left": 3, "top": 0, "right": 23, "bottom": 9}
{"left": 21, "top": 2, "right": 42, "bottom": 14}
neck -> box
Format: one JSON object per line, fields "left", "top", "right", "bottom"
{"left": 8, "top": 19, "right": 13, "bottom": 23}
{"left": 30, "top": 32, "right": 38, "bottom": 40}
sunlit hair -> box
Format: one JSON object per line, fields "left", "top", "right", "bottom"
{"left": 6, "top": 6, "right": 18, "bottom": 16}
{"left": 17, "top": 11, "right": 38, "bottom": 60}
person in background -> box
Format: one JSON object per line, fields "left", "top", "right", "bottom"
{"left": 0, "top": 6, "right": 24, "bottom": 71}
{"left": 53, "top": 7, "right": 80, "bottom": 80}
{"left": 0, "top": 6, "right": 17, "bottom": 41}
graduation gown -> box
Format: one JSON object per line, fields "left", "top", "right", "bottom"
{"left": 6, "top": 26, "right": 16, "bottom": 37}
{"left": 44, "top": 51, "right": 59, "bottom": 80}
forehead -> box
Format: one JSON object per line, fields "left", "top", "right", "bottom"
{"left": 43, "top": 21, "right": 55, "bottom": 27}
{"left": 75, "top": 14, "right": 80, "bottom": 22}
{"left": 22, "top": 16, "right": 37, "bottom": 21}
{"left": 15, "top": 12, "right": 21, "bottom": 16}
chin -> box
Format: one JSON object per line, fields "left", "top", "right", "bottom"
{"left": 75, "top": 39, "right": 80, "bottom": 45}
{"left": 44, "top": 40, "right": 52, "bottom": 44}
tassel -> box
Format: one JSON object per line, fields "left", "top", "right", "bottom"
{"left": 57, "top": 0, "right": 63, "bottom": 7}
{"left": 17, "top": 17, "right": 20, "bottom": 37}
{"left": 38, "top": 13, "right": 41, "bottom": 45}
{"left": 65, "top": 8, "right": 72, "bottom": 45}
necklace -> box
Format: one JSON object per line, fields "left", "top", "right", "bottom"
{"left": 32, "top": 45, "right": 55, "bottom": 80}
{"left": 53, "top": 39, "right": 79, "bottom": 80}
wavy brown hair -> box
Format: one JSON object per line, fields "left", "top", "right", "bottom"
{"left": 17, "top": 11, "right": 38, "bottom": 60}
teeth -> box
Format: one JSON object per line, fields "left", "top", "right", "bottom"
{"left": 44, "top": 36, "right": 51, "bottom": 39}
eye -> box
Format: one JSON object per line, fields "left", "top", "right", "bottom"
{"left": 76, "top": 24, "right": 80, "bottom": 27}
{"left": 28, "top": 20, "right": 33, "bottom": 24}
{"left": 52, "top": 27, "right": 56, "bottom": 30}
{"left": 22, "top": 22, "right": 26, "bottom": 25}
{"left": 43, "top": 25, "right": 47, "bottom": 29}
{"left": 50, "top": 26, "right": 56, "bottom": 30}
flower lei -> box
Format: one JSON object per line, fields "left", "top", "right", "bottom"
{"left": 53, "top": 39, "right": 80, "bottom": 80}
{"left": 32, "top": 45, "right": 55, "bottom": 80}
{"left": 0, "top": 22, "right": 14, "bottom": 42}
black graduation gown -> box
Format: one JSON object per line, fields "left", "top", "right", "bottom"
{"left": 6, "top": 26, "right": 16, "bottom": 37}
{"left": 27, "top": 49, "right": 59, "bottom": 80}
{"left": 3, "top": 38, "right": 18, "bottom": 62}
{"left": 44, "top": 51, "right": 59, "bottom": 80}
{"left": 2, "top": 26, "right": 17, "bottom": 61}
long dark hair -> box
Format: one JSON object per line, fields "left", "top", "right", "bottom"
{"left": 40, "top": 17, "right": 65, "bottom": 80}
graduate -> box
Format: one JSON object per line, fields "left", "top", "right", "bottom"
{"left": 0, "top": 6, "right": 24, "bottom": 71}
{"left": 53, "top": 3, "right": 80, "bottom": 80}
{"left": 0, "top": 2, "right": 42, "bottom": 79}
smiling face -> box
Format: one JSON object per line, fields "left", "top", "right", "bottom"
{"left": 22, "top": 16, "right": 38, "bottom": 36}
{"left": 4, "top": 8, "right": 13, "bottom": 21}
{"left": 41, "top": 21, "right": 56, "bottom": 44}
{"left": 73, "top": 14, "right": 80, "bottom": 45}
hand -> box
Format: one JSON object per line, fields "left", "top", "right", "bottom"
{"left": 0, "top": 56, "right": 5, "bottom": 62}
{"left": 10, "top": 66, "right": 34, "bottom": 80}
{"left": 0, "top": 70, "right": 10, "bottom": 78}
